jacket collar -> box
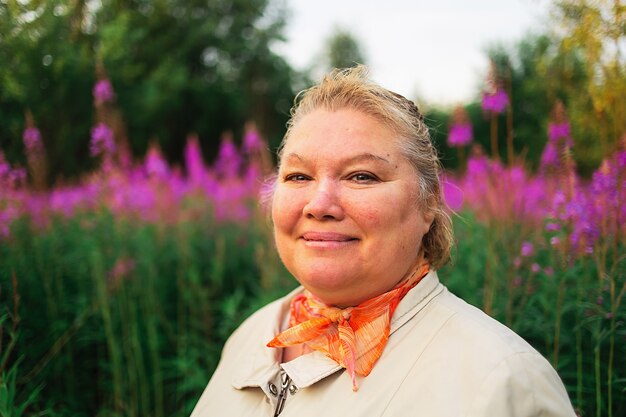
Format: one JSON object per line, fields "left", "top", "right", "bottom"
{"left": 231, "top": 271, "right": 443, "bottom": 390}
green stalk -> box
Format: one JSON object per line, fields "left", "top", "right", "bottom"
{"left": 92, "top": 250, "right": 124, "bottom": 411}
{"left": 552, "top": 273, "right": 565, "bottom": 369}
{"left": 575, "top": 272, "right": 583, "bottom": 409}
{"left": 128, "top": 287, "right": 148, "bottom": 416}
{"left": 607, "top": 315, "right": 615, "bottom": 417}
{"left": 120, "top": 289, "right": 138, "bottom": 417}
{"left": 143, "top": 283, "right": 163, "bottom": 417}
{"left": 594, "top": 325, "right": 602, "bottom": 417}
{"left": 176, "top": 228, "right": 190, "bottom": 408}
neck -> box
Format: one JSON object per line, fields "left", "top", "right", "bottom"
{"left": 318, "top": 256, "right": 428, "bottom": 309}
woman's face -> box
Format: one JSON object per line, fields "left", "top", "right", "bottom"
{"left": 272, "top": 108, "right": 434, "bottom": 307}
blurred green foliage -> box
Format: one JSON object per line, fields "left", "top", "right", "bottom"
{"left": 0, "top": 209, "right": 295, "bottom": 416}
{"left": 0, "top": 0, "right": 300, "bottom": 180}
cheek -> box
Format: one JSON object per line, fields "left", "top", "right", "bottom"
{"left": 271, "top": 188, "right": 301, "bottom": 232}
{"left": 345, "top": 192, "right": 384, "bottom": 226}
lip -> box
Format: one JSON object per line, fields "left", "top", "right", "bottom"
{"left": 300, "top": 232, "right": 358, "bottom": 248}
{"left": 301, "top": 232, "right": 357, "bottom": 241}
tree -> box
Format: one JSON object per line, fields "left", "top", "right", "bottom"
{"left": 0, "top": 0, "right": 299, "bottom": 181}
{"left": 550, "top": 0, "right": 625, "bottom": 172}
{"left": 326, "top": 28, "right": 367, "bottom": 70}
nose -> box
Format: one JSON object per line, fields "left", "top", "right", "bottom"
{"left": 303, "top": 181, "right": 344, "bottom": 220}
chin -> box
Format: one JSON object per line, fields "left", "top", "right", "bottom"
{"left": 297, "top": 269, "right": 361, "bottom": 303}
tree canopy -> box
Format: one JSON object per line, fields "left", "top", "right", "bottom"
{"left": 0, "top": 0, "right": 299, "bottom": 180}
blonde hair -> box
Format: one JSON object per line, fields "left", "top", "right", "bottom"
{"left": 276, "top": 66, "right": 453, "bottom": 269}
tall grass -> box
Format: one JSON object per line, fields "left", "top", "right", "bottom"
{"left": 1, "top": 208, "right": 294, "bottom": 416}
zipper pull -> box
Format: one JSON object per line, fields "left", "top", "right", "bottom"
{"left": 273, "top": 371, "right": 292, "bottom": 417}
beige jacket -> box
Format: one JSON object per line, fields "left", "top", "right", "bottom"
{"left": 191, "top": 272, "right": 576, "bottom": 416}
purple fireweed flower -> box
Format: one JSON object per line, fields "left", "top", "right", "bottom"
{"left": 520, "top": 241, "right": 534, "bottom": 257}
{"left": 466, "top": 155, "right": 489, "bottom": 178}
{"left": 548, "top": 122, "right": 571, "bottom": 142}
{"left": 592, "top": 163, "right": 617, "bottom": 198}
{"left": 90, "top": 123, "right": 116, "bottom": 157}
{"left": 540, "top": 142, "right": 559, "bottom": 169}
{"left": 521, "top": 179, "right": 550, "bottom": 219}
{"left": 49, "top": 186, "right": 95, "bottom": 217}
{"left": 243, "top": 126, "right": 263, "bottom": 154}
{"left": 1, "top": 162, "right": 27, "bottom": 189}
{"left": 447, "top": 123, "right": 473, "bottom": 147}
{"left": 531, "top": 263, "right": 541, "bottom": 273}
{"left": 481, "top": 89, "right": 509, "bottom": 114}
{"left": 509, "top": 166, "right": 525, "bottom": 183}
{"left": 570, "top": 210, "right": 599, "bottom": 255}
{"left": 214, "top": 136, "right": 241, "bottom": 178}
{"left": 23, "top": 127, "right": 43, "bottom": 154}
{"left": 93, "top": 79, "right": 115, "bottom": 104}
{"left": 184, "top": 135, "right": 208, "bottom": 185}
{"left": 243, "top": 161, "right": 262, "bottom": 191}
{"left": 145, "top": 144, "right": 169, "bottom": 178}
{"left": 553, "top": 191, "right": 567, "bottom": 207}
{"left": 541, "top": 104, "right": 574, "bottom": 174}
{"left": 128, "top": 183, "right": 157, "bottom": 220}
{"left": 513, "top": 257, "right": 522, "bottom": 269}
{"left": 9, "top": 168, "right": 27, "bottom": 187}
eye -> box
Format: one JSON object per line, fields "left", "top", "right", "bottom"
{"left": 284, "top": 173, "right": 311, "bottom": 182}
{"left": 348, "top": 172, "right": 379, "bottom": 183}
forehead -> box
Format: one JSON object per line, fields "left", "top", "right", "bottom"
{"left": 282, "top": 107, "right": 403, "bottom": 159}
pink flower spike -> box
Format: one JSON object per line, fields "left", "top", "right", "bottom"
{"left": 145, "top": 144, "right": 169, "bottom": 178}
{"left": 243, "top": 126, "right": 263, "bottom": 154}
{"left": 548, "top": 122, "right": 571, "bottom": 142}
{"left": 93, "top": 79, "right": 115, "bottom": 104}
{"left": 23, "top": 127, "right": 43, "bottom": 154}
{"left": 481, "top": 89, "right": 509, "bottom": 114}
{"left": 447, "top": 123, "right": 473, "bottom": 147}
{"left": 90, "top": 123, "right": 116, "bottom": 157}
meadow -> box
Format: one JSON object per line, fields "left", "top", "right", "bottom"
{"left": 1, "top": 114, "right": 625, "bottom": 417}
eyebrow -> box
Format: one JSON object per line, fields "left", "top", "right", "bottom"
{"left": 282, "top": 152, "right": 393, "bottom": 166}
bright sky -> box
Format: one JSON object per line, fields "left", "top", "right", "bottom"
{"left": 273, "top": 0, "right": 551, "bottom": 107}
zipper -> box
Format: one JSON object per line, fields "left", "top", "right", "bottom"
{"left": 273, "top": 370, "right": 292, "bottom": 417}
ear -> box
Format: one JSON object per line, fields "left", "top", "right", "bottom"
{"left": 421, "top": 210, "right": 435, "bottom": 235}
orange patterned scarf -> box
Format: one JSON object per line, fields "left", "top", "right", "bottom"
{"left": 267, "top": 263, "right": 429, "bottom": 391}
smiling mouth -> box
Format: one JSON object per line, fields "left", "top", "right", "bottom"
{"left": 301, "top": 232, "right": 358, "bottom": 244}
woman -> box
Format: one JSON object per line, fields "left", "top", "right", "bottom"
{"left": 191, "top": 67, "right": 576, "bottom": 416}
